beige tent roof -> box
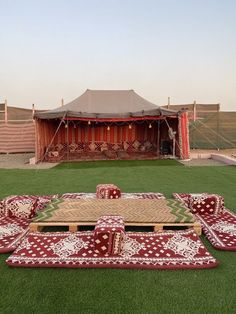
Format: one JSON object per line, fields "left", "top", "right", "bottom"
{"left": 35, "top": 89, "right": 177, "bottom": 119}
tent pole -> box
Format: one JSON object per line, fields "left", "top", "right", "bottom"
{"left": 4, "top": 99, "right": 8, "bottom": 124}
{"left": 40, "top": 113, "right": 66, "bottom": 162}
{"left": 173, "top": 137, "right": 176, "bottom": 158}
{"left": 157, "top": 120, "right": 160, "bottom": 157}
{"left": 66, "top": 120, "right": 69, "bottom": 161}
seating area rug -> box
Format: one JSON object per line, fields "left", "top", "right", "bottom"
{"left": 173, "top": 193, "right": 236, "bottom": 251}
{"left": 61, "top": 192, "right": 166, "bottom": 200}
{"left": 33, "top": 199, "right": 196, "bottom": 224}
{"left": 6, "top": 229, "right": 218, "bottom": 269}
{"left": 0, "top": 217, "right": 29, "bottom": 253}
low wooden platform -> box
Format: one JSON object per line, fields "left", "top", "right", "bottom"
{"left": 30, "top": 199, "right": 202, "bottom": 235}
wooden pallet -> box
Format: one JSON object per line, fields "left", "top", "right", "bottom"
{"left": 29, "top": 221, "right": 202, "bottom": 235}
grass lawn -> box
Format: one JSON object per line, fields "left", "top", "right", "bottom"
{"left": 0, "top": 160, "right": 236, "bottom": 314}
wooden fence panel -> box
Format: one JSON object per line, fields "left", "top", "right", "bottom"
{"left": 0, "top": 122, "right": 35, "bottom": 153}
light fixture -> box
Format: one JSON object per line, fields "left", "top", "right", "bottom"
{"left": 88, "top": 120, "right": 91, "bottom": 125}
{"left": 65, "top": 123, "right": 68, "bottom": 128}
{"left": 149, "top": 123, "right": 152, "bottom": 129}
{"left": 128, "top": 124, "right": 132, "bottom": 129}
{"left": 107, "top": 126, "right": 110, "bottom": 131}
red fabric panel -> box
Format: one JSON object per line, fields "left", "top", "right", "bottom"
{"left": 180, "top": 112, "right": 190, "bottom": 159}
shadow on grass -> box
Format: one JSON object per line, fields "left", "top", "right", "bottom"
{"left": 54, "top": 159, "right": 182, "bottom": 169}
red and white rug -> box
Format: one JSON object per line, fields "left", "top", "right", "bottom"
{"left": 61, "top": 192, "right": 165, "bottom": 200}
{"left": 0, "top": 217, "right": 29, "bottom": 253}
{"left": 195, "top": 209, "right": 236, "bottom": 251}
{"left": 6, "top": 229, "right": 218, "bottom": 269}
{"left": 173, "top": 193, "right": 236, "bottom": 251}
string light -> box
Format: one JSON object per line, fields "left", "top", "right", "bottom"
{"left": 149, "top": 123, "right": 152, "bottom": 129}
{"left": 128, "top": 124, "right": 132, "bottom": 129}
{"left": 107, "top": 126, "right": 110, "bottom": 131}
{"left": 88, "top": 120, "right": 91, "bottom": 125}
{"left": 65, "top": 123, "right": 68, "bottom": 128}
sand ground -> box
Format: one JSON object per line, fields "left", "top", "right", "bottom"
{"left": 0, "top": 153, "right": 57, "bottom": 169}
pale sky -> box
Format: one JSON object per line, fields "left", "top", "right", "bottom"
{"left": 0, "top": 0, "right": 235, "bottom": 111}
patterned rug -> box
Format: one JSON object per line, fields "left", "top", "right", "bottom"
{"left": 6, "top": 229, "right": 218, "bottom": 269}
{"left": 195, "top": 209, "right": 236, "bottom": 251}
{"left": 173, "top": 193, "right": 236, "bottom": 251}
{"left": 0, "top": 217, "right": 29, "bottom": 253}
{"left": 61, "top": 192, "right": 166, "bottom": 200}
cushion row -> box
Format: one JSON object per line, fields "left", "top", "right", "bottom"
{"left": 47, "top": 140, "right": 157, "bottom": 154}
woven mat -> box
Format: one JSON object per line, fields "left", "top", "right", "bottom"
{"left": 34, "top": 199, "right": 195, "bottom": 223}
{"left": 0, "top": 217, "right": 29, "bottom": 253}
{"left": 6, "top": 229, "right": 218, "bottom": 269}
{"left": 173, "top": 193, "right": 236, "bottom": 251}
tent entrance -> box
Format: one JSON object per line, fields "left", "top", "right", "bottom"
{"left": 42, "top": 120, "right": 160, "bottom": 162}
{"left": 35, "top": 117, "right": 183, "bottom": 162}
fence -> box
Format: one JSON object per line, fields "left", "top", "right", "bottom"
{"left": 0, "top": 122, "right": 35, "bottom": 153}
{"left": 189, "top": 112, "right": 236, "bottom": 149}
{"left": 1, "top": 102, "right": 236, "bottom": 153}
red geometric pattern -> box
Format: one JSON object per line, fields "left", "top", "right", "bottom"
{"left": 195, "top": 209, "right": 236, "bottom": 251}
{"left": 173, "top": 192, "right": 236, "bottom": 251}
{"left": 94, "top": 216, "right": 125, "bottom": 255}
{"left": 37, "top": 195, "right": 59, "bottom": 211}
{"left": 123, "top": 141, "right": 135, "bottom": 152}
{"left": 61, "top": 192, "right": 165, "bottom": 200}
{"left": 0, "top": 200, "right": 4, "bottom": 217}
{"left": 173, "top": 193, "right": 224, "bottom": 214}
{"left": 0, "top": 216, "right": 29, "bottom": 253}
{"left": 172, "top": 193, "right": 189, "bottom": 207}
{"left": 125, "top": 192, "right": 165, "bottom": 200}
{"left": 61, "top": 193, "right": 96, "bottom": 199}
{"left": 6, "top": 229, "right": 218, "bottom": 269}
{"left": 94, "top": 142, "right": 104, "bottom": 151}
{"left": 5, "top": 195, "right": 39, "bottom": 220}
{"left": 189, "top": 194, "right": 224, "bottom": 215}
{"left": 96, "top": 184, "right": 121, "bottom": 199}
{"left": 77, "top": 142, "right": 85, "bottom": 151}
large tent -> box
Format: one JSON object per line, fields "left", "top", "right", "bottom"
{"left": 34, "top": 90, "right": 190, "bottom": 162}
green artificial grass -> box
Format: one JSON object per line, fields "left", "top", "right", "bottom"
{"left": 0, "top": 160, "right": 236, "bottom": 314}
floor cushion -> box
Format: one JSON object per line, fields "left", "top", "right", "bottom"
{"left": 173, "top": 193, "right": 224, "bottom": 215}
{"left": 188, "top": 194, "right": 224, "bottom": 215}
{"left": 94, "top": 215, "right": 125, "bottom": 255}
{"left": 173, "top": 193, "right": 236, "bottom": 251}
{"left": 5, "top": 195, "right": 39, "bottom": 220}
{"left": 96, "top": 184, "right": 121, "bottom": 199}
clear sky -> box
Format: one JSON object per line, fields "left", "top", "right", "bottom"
{"left": 0, "top": 0, "right": 235, "bottom": 110}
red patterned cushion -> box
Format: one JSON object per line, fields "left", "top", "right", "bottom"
{"left": 5, "top": 196, "right": 39, "bottom": 220}
{"left": 188, "top": 194, "right": 224, "bottom": 215}
{"left": 96, "top": 184, "right": 121, "bottom": 199}
{"left": 69, "top": 143, "right": 78, "bottom": 153}
{"left": 77, "top": 142, "right": 85, "bottom": 151}
{"left": 0, "top": 200, "right": 4, "bottom": 217}
{"left": 94, "top": 142, "right": 103, "bottom": 151}
{"left": 94, "top": 215, "right": 125, "bottom": 255}
{"left": 123, "top": 141, "right": 134, "bottom": 152}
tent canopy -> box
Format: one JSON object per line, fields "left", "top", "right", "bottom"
{"left": 35, "top": 89, "right": 178, "bottom": 120}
